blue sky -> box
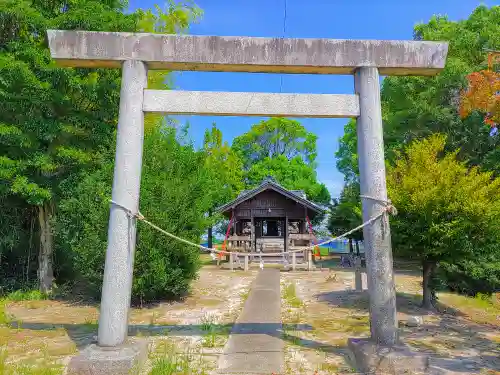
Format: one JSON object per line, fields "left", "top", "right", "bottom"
{"left": 128, "top": 0, "right": 497, "bottom": 198}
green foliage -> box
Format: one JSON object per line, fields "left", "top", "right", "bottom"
{"left": 56, "top": 127, "right": 214, "bottom": 302}
{"left": 336, "top": 6, "right": 500, "bottom": 179}
{"left": 335, "top": 120, "right": 359, "bottom": 183}
{"left": 327, "top": 182, "right": 362, "bottom": 242}
{"left": 3, "top": 289, "right": 47, "bottom": 301}
{"left": 0, "top": 0, "right": 202, "bottom": 293}
{"left": 438, "top": 255, "right": 500, "bottom": 296}
{"left": 0, "top": 300, "right": 10, "bottom": 325}
{"left": 0, "top": 0, "right": 140, "bottom": 208}
{"left": 203, "top": 123, "right": 244, "bottom": 211}
{"left": 387, "top": 134, "right": 500, "bottom": 297}
{"left": 246, "top": 155, "right": 330, "bottom": 205}
{"left": 335, "top": 5, "right": 500, "bottom": 297}
{"left": 0, "top": 198, "right": 36, "bottom": 292}
{"left": 231, "top": 117, "right": 329, "bottom": 206}
{"left": 383, "top": 5, "right": 500, "bottom": 174}
{"left": 232, "top": 118, "right": 318, "bottom": 169}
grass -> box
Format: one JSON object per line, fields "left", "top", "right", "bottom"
{"left": 0, "top": 348, "right": 63, "bottom": 375}
{"left": 0, "top": 301, "right": 11, "bottom": 326}
{"left": 316, "top": 361, "right": 341, "bottom": 373}
{"left": 438, "top": 291, "right": 500, "bottom": 326}
{"left": 149, "top": 311, "right": 158, "bottom": 326}
{"left": 201, "top": 329, "right": 220, "bottom": 348}
{"left": 3, "top": 290, "right": 48, "bottom": 302}
{"left": 82, "top": 315, "right": 98, "bottom": 331}
{"left": 311, "top": 313, "right": 370, "bottom": 336}
{"left": 239, "top": 289, "right": 250, "bottom": 301}
{"left": 282, "top": 282, "right": 303, "bottom": 308}
{"left": 199, "top": 253, "right": 214, "bottom": 266}
{"left": 199, "top": 313, "right": 217, "bottom": 332}
{"left": 150, "top": 340, "right": 211, "bottom": 375}
{"left": 198, "top": 313, "right": 230, "bottom": 348}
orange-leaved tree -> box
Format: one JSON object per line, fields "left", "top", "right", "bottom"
{"left": 459, "top": 52, "right": 500, "bottom": 129}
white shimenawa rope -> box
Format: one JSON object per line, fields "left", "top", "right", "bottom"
{"left": 110, "top": 196, "right": 396, "bottom": 258}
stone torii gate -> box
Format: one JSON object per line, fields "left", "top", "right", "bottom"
{"left": 47, "top": 30, "right": 448, "bottom": 374}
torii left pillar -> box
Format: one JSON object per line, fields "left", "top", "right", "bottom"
{"left": 98, "top": 60, "right": 147, "bottom": 347}
{"left": 69, "top": 61, "right": 149, "bottom": 374}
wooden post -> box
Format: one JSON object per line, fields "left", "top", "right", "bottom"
{"left": 284, "top": 215, "right": 288, "bottom": 254}
{"left": 229, "top": 252, "right": 234, "bottom": 272}
{"left": 251, "top": 214, "right": 255, "bottom": 252}
{"left": 355, "top": 256, "right": 362, "bottom": 291}
{"left": 307, "top": 250, "right": 312, "bottom": 271}
{"left": 292, "top": 252, "right": 296, "bottom": 271}
{"left": 244, "top": 255, "right": 249, "bottom": 271}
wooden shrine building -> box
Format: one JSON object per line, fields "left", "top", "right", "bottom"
{"left": 217, "top": 177, "right": 323, "bottom": 258}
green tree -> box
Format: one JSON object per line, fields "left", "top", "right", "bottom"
{"left": 232, "top": 118, "right": 318, "bottom": 169}
{"left": 336, "top": 6, "right": 500, "bottom": 179}
{"left": 327, "top": 182, "right": 362, "bottom": 252}
{"left": 335, "top": 120, "right": 359, "bottom": 183}
{"left": 56, "top": 126, "right": 214, "bottom": 302}
{"left": 202, "top": 123, "right": 243, "bottom": 248}
{"left": 233, "top": 118, "right": 330, "bottom": 206}
{"left": 334, "top": 6, "right": 500, "bottom": 298}
{"left": 0, "top": 0, "right": 200, "bottom": 293}
{"left": 387, "top": 134, "right": 500, "bottom": 308}
{"left": 383, "top": 5, "right": 500, "bottom": 173}
{"left": 246, "top": 155, "right": 330, "bottom": 205}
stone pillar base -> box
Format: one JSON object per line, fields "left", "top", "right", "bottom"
{"left": 348, "top": 338, "right": 429, "bottom": 374}
{"left": 67, "top": 340, "right": 148, "bottom": 375}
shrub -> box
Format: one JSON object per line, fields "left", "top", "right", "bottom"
{"left": 56, "top": 128, "right": 215, "bottom": 303}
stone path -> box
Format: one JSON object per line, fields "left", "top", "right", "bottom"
{"left": 218, "top": 269, "right": 284, "bottom": 374}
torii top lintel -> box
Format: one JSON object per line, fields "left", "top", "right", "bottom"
{"left": 46, "top": 30, "right": 448, "bottom": 76}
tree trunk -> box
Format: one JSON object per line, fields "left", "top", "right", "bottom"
{"left": 38, "top": 201, "right": 54, "bottom": 293}
{"left": 208, "top": 226, "right": 213, "bottom": 249}
{"left": 422, "top": 260, "right": 436, "bottom": 309}
{"left": 355, "top": 240, "right": 360, "bottom": 256}
{"left": 348, "top": 238, "right": 354, "bottom": 253}
{"left": 207, "top": 209, "right": 213, "bottom": 249}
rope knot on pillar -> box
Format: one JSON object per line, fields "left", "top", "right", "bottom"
{"left": 360, "top": 195, "right": 397, "bottom": 241}
{"left": 110, "top": 200, "right": 144, "bottom": 220}
{"left": 360, "top": 195, "right": 397, "bottom": 216}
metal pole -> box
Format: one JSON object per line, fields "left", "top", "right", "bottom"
{"left": 98, "top": 60, "right": 147, "bottom": 347}
{"left": 354, "top": 67, "right": 397, "bottom": 346}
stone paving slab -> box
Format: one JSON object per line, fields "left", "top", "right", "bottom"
{"left": 218, "top": 269, "right": 284, "bottom": 374}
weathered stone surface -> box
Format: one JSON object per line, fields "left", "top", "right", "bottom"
{"left": 98, "top": 60, "right": 147, "bottom": 347}
{"left": 46, "top": 30, "right": 448, "bottom": 75}
{"left": 427, "top": 358, "right": 482, "bottom": 375}
{"left": 405, "top": 316, "right": 424, "bottom": 327}
{"left": 356, "top": 67, "right": 398, "bottom": 346}
{"left": 218, "top": 269, "right": 284, "bottom": 374}
{"left": 67, "top": 341, "right": 148, "bottom": 375}
{"left": 143, "top": 90, "right": 360, "bottom": 118}
{"left": 348, "top": 338, "right": 429, "bottom": 374}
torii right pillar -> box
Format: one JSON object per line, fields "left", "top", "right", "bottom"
{"left": 355, "top": 66, "right": 397, "bottom": 346}
{"left": 348, "top": 66, "right": 438, "bottom": 373}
